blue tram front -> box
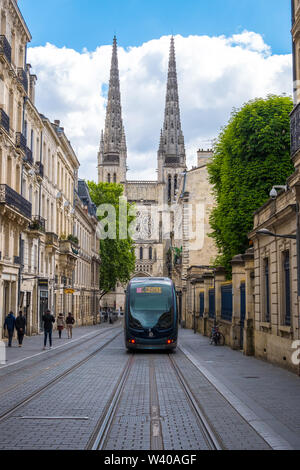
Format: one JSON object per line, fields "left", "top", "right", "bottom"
{"left": 124, "top": 277, "right": 178, "bottom": 351}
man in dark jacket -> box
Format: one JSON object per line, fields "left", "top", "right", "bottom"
{"left": 15, "top": 311, "right": 26, "bottom": 348}
{"left": 4, "top": 312, "right": 16, "bottom": 347}
{"left": 42, "top": 310, "right": 55, "bottom": 350}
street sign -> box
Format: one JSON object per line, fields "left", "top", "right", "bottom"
{"left": 64, "top": 289, "right": 75, "bottom": 295}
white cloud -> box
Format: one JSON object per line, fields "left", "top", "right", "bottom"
{"left": 27, "top": 32, "right": 292, "bottom": 181}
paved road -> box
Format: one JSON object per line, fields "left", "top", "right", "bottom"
{"left": 0, "top": 325, "right": 299, "bottom": 450}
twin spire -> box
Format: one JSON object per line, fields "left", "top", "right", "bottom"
{"left": 99, "top": 35, "right": 185, "bottom": 173}
{"left": 101, "top": 35, "right": 127, "bottom": 156}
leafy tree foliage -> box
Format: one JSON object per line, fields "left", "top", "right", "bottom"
{"left": 207, "top": 95, "right": 294, "bottom": 275}
{"left": 88, "top": 181, "right": 136, "bottom": 299}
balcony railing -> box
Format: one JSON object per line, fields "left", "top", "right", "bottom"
{"left": 0, "top": 35, "right": 12, "bottom": 63}
{"left": 35, "top": 161, "right": 44, "bottom": 178}
{"left": 17, "top": 68, "right": 28, "bottom": 93}
{"left": 0, "top": 184, "right": 32, "bottom": 219}
{"left": 29, "top": 216, "right": 46, "bottom": 232}
{"left": 25, "top": 147, "right": 33, "bottom": 165}
{"left": 0, "top": 108, "right": 10, "bottom": 133}
{"left": 16, "top": 132, "right": 27, "bottom": 153}
{"left": 46, "top": 232, "right": 59, "bottom": 246}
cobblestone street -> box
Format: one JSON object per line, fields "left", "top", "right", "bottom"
{"left": 0, "top": 324, "right": 299, "bottom": 450}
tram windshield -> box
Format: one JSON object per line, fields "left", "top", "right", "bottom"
{"left": 129, "top": 282, "right": 174, "bottom": 329}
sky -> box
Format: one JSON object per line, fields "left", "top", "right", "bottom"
{"left": 19, "top": 0, "right": 293, "bottom": 181}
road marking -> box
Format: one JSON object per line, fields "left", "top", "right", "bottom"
{"left": 179, "top": 344, "right": 293, "bottom": 451}
{"left": 20, "top": 416, "right": 89, "bottom": 420}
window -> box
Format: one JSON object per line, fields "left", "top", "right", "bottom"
{"left": 264, "top": 258, "right": 270, "bottom": 323}
{"left": 283, "top": 251, "right": 291, "bottom": 326}
{"left": 168, "top": 175, "right": 172, "bottom": 202}
{"left": 140, "top": 247, "right": 143, "bottom": 260}
{"left": 107, "top": 173, "right": 111, "bottom": 183}
{"left": 174, "top": 175, "right": 178, "bottom": 196}
{"left": 113, "top": 173, "right": 117, "bottom": 183}
{"left": 149, "top": 247, "right": 152, "bottom": 260}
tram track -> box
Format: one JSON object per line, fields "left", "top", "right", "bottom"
{"left": 0, "top": 326, "right": 119, "bottom": 398}
{"left": 88, "top": 350, "right": 224, "bottom": 451}
{"left": 168, "top": 353, "right": 223, "bottom": 450}
{"left": 87, "top": 353, "right": 135, "bottom": 450}
{"left": 0, "top": 329, "right": 122, "bottom": 424}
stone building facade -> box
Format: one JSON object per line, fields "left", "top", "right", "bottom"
{"left": 0, "top": 0, "right": 101, "bottom": 337}
{"left": 97, "top": 36, "right": 216, "bottom": 310}
{"left": 170, "top": 149, "right": 217, "bottom": 326}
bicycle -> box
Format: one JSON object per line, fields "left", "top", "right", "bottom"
{"left": 210, "top": 324, "right": 225, "bottom": 346}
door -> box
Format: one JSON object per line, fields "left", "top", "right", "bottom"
{"left": 240, "top": 282, "right": 246, "bottom": 350}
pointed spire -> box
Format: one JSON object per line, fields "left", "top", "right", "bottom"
{"left": 159, "top": 36, "right": 186, "bottom": 165}
{"left": 103, "top": 36, "right": 125, "bottom": 155}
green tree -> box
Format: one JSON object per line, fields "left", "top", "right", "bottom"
{"left": 87, "top": 181, "right": 136, "bottom": 299}
{"left": 208, "top": 95, "right": 294, "bottom": 275}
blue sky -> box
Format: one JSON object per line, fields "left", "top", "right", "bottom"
{"left": 22, "top": 0, "right": 293, "bottom": 180}
{"left": 20, "top": 0, "right": 291, "bottom": 54}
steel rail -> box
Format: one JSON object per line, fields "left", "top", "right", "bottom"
{"left": 87, "top": 354, "right": 135, "bottom": 450}
{"left": 0, "top": 326, "right": 119, "bottom": 397}
{"left": 0, "top": 330, "right": 122, "bottom": 423}
{"left": 168, "top": 353, "right": 223, "bottom": 450}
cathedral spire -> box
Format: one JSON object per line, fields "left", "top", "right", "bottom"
{"left": 103, "top": 35, "right": 124, "bottom": 155}
{"left": 159, "top": 36, "right": 186, "bottom": 166}
{"left": 98, "top": 36, "right": 127, "bottom": 183}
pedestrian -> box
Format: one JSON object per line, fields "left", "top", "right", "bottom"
{"left": 66, "top": 312, "right": 75, "bottom": 339}
{"left": 4, "top": 311, "right": 16, "bottom": 347}
{"left": 57, "top": 313, "right": 65, "bottom": 339}
{"left": 42, "top": 310, "right": 55, "bottom": 350}
{"left": 15, "top": 311, "right": 26, "bottom": 348}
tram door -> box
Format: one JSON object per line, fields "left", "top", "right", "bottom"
{"left": 240, "top": 282, "right": 246, "bottom": 350}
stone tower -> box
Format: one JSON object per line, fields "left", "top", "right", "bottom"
{"left": 98, "top": 36, "right": 127, "bottom": 184}
{"left": 158, "top": 36, "right": 187, "bottom": 204}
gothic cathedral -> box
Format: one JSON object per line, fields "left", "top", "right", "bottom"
{"left": 97, "top": 36, "right": 187, "bottom": 308}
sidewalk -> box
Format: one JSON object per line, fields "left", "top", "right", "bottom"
{"left": 179, "top": 328, "right": 300, "bottom": 449}
{"left": 0, "top": 323, "right": 111, "bottom": 369}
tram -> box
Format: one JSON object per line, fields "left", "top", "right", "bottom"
{"left": 124, "top": 277, "right": 178, "bottom": 351}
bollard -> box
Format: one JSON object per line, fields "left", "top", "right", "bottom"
{"left": 0, "top": 341, "right": 6, "bottom": 365}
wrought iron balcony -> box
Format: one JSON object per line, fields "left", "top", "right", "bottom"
{"left": 0, "top": 108, "right": 10, "bottom": 133}
{"left": 291, "top": 102, "right": 300, "bottom": 156}
{"left": 46, "top": 232, "right": 59, "bottom": 247}
{"left": 0, "top": 35, "right": 12, "bottom": 63}
{"left": 35, "top": 161, "right": 44, "bottom": 178}
{"left": 17, "top": 68, "right": 28, "bottom": 93}
{"left": 29, "top": 216, "right": 46, "bottom": 232}
{"left": 0, "top": 184, "right": 32, "bottom": 219}
{"left": 24, "top": 147, "right": 33, "bottom": 165}
{"left": 16, "top": 132, "right": 27, "bottom": 153}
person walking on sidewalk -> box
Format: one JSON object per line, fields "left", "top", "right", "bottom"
{"left": 66, "top": 312, "right": 75, "bottom": 339}
{"left": 4, "top": 312, "right": 16, "bottom": 348}
{"left": 15, "top": 311, "right": 26, "bottom": 348}
{"left": 42, "top": 310, "right": 55, "bottom": 350}
{"left": 57, "top": 313, "right": 65, "bottom": 339}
